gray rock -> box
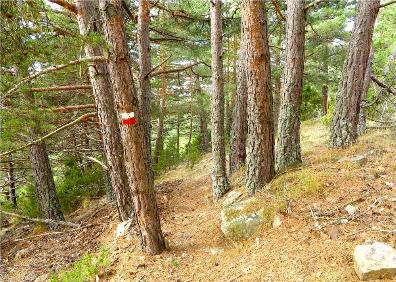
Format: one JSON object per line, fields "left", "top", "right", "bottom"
{"left": 222, "top": 190, "right": 242, "bottom": 208}
{"left": 354, "top": 241, "right": 396, "bottom": 280}
{"left": 272, "top": 214, "right": 283, "bottom": 229}
{"left": 338, "top": 154, "right": 368, "bottom": 166}
{"left": 115, "top": 219, "right": 133, "bottom": 239}
{"left": 345, "top": 204, "right": 358, "bottom": 216}
{"left": 221, "top": 197, "right": 266, "bottom": 241}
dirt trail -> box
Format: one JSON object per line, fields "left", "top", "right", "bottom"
{"left": 1, "top": 123, "right": 396, "bottom": 281}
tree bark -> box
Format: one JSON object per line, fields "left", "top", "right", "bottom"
{"left": 329, "top": 0, "right": 380, "bottom": 148}
{"left": 154, "top": 49, "right": 167, "bottom": 165}
{"left": 75, "top": 0, "right": 134, "bottom": 221}
{"left": 29, "top": 141, "right": 64, "bottom": 226}
{"left": 230, "top": 24, "right": 247, "bottom": 174}
{"left": 242, "top": 0, "right": 275, "bottom": 195}
{"left": 196, "top": 77, "right": 210, "bottom": 153}
{"left": 358, "top": 46, "right": 374, "bottom": 135}
{"left": 275, "top": 0, "right": 306, "bottom": 172}
{"left": 210, "top": 0, "right": 229, "bottom": 200}
{"left": 99, "top": 0, "right": 165, "bottom": 254}
{"left": 273, "top": 31, "right": 283, "bottom": 131}
{"left": 7, "top": 161, "right": 17, "bottom": 207}
{"left": 137, "top": 0, "right": 153, "bottom": 161}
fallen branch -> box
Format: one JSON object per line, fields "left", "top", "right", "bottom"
{"left": 371, "top": 75, "right": 396, "bottom": 96}
{"left": 0, "top": 112, "right": 96, "bottom": 157}
{"left": 54, "top": 104, "right": 96, "bottom": 112}
{"left": 6, "top": 56, "right": 106, "bottom": 97}
{"left": 30, "top": 84, "right": 92, "bottom": 92}
{"left": 0, "top": 210, "right": 81, "bottom": 228}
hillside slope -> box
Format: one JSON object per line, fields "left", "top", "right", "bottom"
{"left": 1, "top": 121, "right": 396, "bottom": 282}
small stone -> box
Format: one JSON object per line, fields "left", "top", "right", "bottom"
{"left": 203, "top": 247, "right": 224, "bottom": 255}
{"left": 338, "top": 154, "right": 368, "bottom": 166}
{"left": 181, "top": 252, "right": 188, "bottom": 259}
{"left": 354, "top": 242, "right": 396, "bottom": 280}
{"left": 385, "top": 182, "right": 394, "bottom": 189}
{"left": 115, "top": 219, "right": 133, "bottom": 238}
{"left": 222, "top": 190, "right": 242, "bottom": 207}
{"left": 328, "top": 226, "right": 339, "bottom": 240}
{"left": 340, "top": 219, "right": 349, "bottom": 224}
{"left": 272, "top": 214, "right": 283, "bottom": 229}
{"left": 345, "top": 205, "right": 358, "bottom": 216}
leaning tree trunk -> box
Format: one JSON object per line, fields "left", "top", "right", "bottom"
{"left": 275, "top": 0, "right": 306, "bottom": 172}
{"left": 358, "top": 46, "right": 374, "bottom": 135}
{"left": 75, "top": 0, "right": 134, "bottom": 221}
{"left": 137, "top": 0, "right": 152, "bottom": 161}
{"left": 99, "top": 0, "right": 165, "bottom": 255}
{"left": 242, "top": 0, "right": 275, "bottom": 195}
{"left": 30, "top": 141, "right": 64, "bottom": 226}
{"left": 230, "top": 25, "right": 247, "bottom": 174}
{"left": 329, "top": 0, "right": 380, "bottom": 148}
{"left": 7, "top": 160, "right": 17, "bottom": 207}
{"left": 210, "top": 0, "right": 229, "bottom": 200}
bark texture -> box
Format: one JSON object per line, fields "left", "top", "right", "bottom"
{"left": 230, "top": 27, "right": 247, "bottom": 174}
{"left": 329, "top": 0, "right": 380, "bottom": 148}
{"left": 196, "top": 77, "right": 210, "bottom": 153}
{"left": 275, "top": 0, "right": 305, "bottom": 172}
{"left": 7, "top": 161, "right": 17, "bottom": 207}
{"left": 242, "top": 0, "right": 275, "bottom": 195}
{"left": 29, "top": 142, "right": 64, "bottom": 226}
{"left": 137, "top": 0, "right": 152, "bottom": 161}
{"left": 358, "top": 46, "right": 374, "bottom": 135}
{"left": 99, "top": 0, "right": 165, "bottom": 254}
{"left": 210, "top": 0, "right": 229, "bottom": 200}
{"left": 75, "top": 0, "right": 134, "bottom": 221}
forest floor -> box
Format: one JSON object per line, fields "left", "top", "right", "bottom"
{"left": 1, "top": 120, "right": 396, "bottom": 282}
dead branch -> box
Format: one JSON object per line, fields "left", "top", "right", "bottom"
{"left": 0, "top": 112, "right": 96, "bottom": 157}
{"left": 6, "top": 56, "right": 106, "bottom": 97}
{"left": 371, "top": 75, "right": 396, "bottom": 96}
{"left": 380, "top": 0, "right": 396, "bottom": 8}
{"left": 145, "top": 54, "right": 172, "bottom": 78}
{"left": 86, "top": 156, "right": 108, "bottom": 170}
{"left": 150, "top": 62, "right": 202, "bottom": 77}
{"left": 305, "top": 0, "right": 327, "bottom": 11}
{"left": 54, "top": 104, "right": 96, "bottom": 112}
{"left": 0, "top": 210, "right": 81, "bottom": 228}
{"left": 30, "top": 84, "right": 92, "bottom": 92}
{"left": 48, "top": 0, "right": 77, "bottom": 14}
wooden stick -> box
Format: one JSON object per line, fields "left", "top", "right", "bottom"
{"left": 6, "top": 56, "right": 106, "bottom": 96}
{"left": 0, "top": 210, "right": 81, "bottom": 228}
{"left": 86, "top": 156, "right": 108, "bottom": 170}
{"left": 30, "top": 84, "right": 92, "bottom": 92}
{"left": 0, "top": 112, "right": 96, "bottom": 157}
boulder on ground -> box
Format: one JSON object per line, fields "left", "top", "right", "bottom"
{"left": 338, "top": 154, "right": 368, "bottom": 166}
{"left": 222, "top": 190, "right": 242, "bottom": 208}
{"left": 221, "top": 197, "right": 272, "bottom": 241}
{"left": 353, "top": 241, "right": 396, "bottom": 281}
{"left": 115, "top": 219, "right": 133, "bottom": 239}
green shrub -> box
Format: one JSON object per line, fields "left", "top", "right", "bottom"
{"left": 49, "top": 248, "right": 109, "bottom": 282}
{"left": 320, "top": 101, "right": 334, "bottom": 127}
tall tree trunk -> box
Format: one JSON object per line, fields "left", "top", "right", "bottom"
{"left": 275, "top": 0, "right": 306, "bottom": 172}
{"left": 99, "top": 0, "right": 165, "bottom": 254}
{"left": 230, "top": 24, "right": 247, "bottom": 174}
{"left": 75, "top": 0, "right": 134, "bottom": 221}
{"left": 210, "top": 0, "right": 229, "bottom": 200}
{"left": 176, "top": 112, "right": 180, "bottom": 158}
{"left": 321, "top": 47, "right": 329, "bottom": 116}
{"left": 7, "top": 161, "right": 17, "bottom": 207}
{"left": 273, "top": 31, "right": 282, "bottom": 131}
{"left": 196, "top": 77, "right": 210, "bottom": 153}
{"left": 358, "top": 46, "right": 374, "bottom": 135}
{"left": 138, "top": 0, "right": 152, "bottom": 162}
{"left": 30, "top": 142, "right": 64, "bottom": 226}
{"left": 243, "top": 0, "right": 275, "bottom": 195}
{"left": 329, "top": 0, "right": 380, "bottom": 148}
{"left": 154, "top": 49, "right": 167, "bottom": 165}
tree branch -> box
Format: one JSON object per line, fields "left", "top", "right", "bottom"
{"left": 30, "top": 84, "right": 92, "bottom": 92}
{"left": 48, "top": 0, "right": 77, "bottom": 14}
{"left": 54, "top": 104, "right": 96, "bottom": 112}
{"left": 6, "top": 56, "right": 106, "bottom": 97}
{"left": 145, "top": 54, "right": 172, "bottom": 78}
{"left": 380, "top": 0, "right": 396, "bottom": 8}
{"left": 0, "top": 210, "right": 81, "bottom": 228}
{"left": 150, "top": 62, "right": 202, "bottom": 77}
{"left": 0, "top": 112, "right": 96, "bottom": 157}
{"left": 271, "top": 0, "right": 286, "bottom": 21}
{"left": 86, "top": 156, "right": 108, "bottom": 170}
{"left": 305, "top": 0, "right": 327, "bottom": 11}
{"left": 371, "top": 75, "right": 396, "bottom": 96}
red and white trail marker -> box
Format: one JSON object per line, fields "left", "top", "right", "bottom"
{"left": 121, "top": 112, "right": 137, "bottom": 125}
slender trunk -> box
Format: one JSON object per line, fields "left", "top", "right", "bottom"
{"left": 176, "top": 113, "right": 180, "bottom": 158}
{"left": 273, "top": 31, "right": 282, "bottom": 131}
{"left": 358, "top": 46, "right": 374, "bottom": 135}
{"left": 210, "top": 0, "right": 229, "bottom": 200}
{"left": 29, "top": 141, "right": 64, "bottom": 226}
{"left": 7, "top": 161, "right": 17, "bottom": 207}
{"left": 154, "top": 49, "right": 167, "bottom": 165}
{"left": 196, "top": 77, "right": 209, "bottom": 153}
{"left": 321, "top": 48, "right": 329, "bottom": 116}
{"left": 243, "top": 0, "right": 275, "bottom": 195}
{"left": 138, "top": 0, "right": 152, "bottom": 161}
{"left": 329, "top": 0, "right": 380, "bottom": 148}
{"left": 230, "top": 25, "right": 247, "bottom": 174}
{"left": 75, "top": 0, "right": 134, "bottom": 221}
{"left": 275, "top": 0, "right": 306, "bottom": 171}
{"left": 99, "top": 0, "right": 165, "bottom": 254}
